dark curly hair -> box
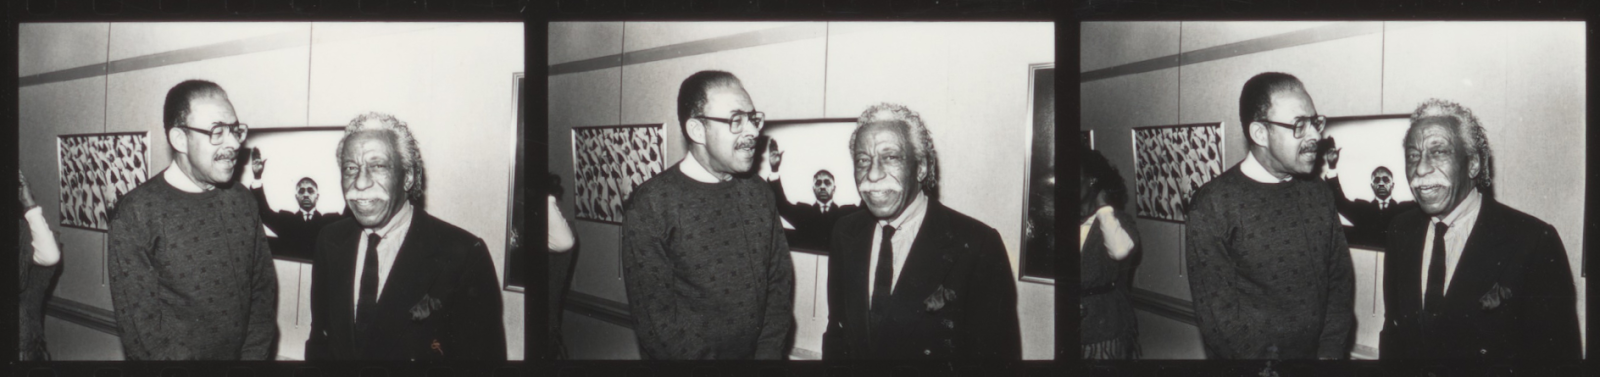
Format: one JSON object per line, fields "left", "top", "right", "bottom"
{"left": 1081, "top": 149, "right": 1128, "bottom": 210}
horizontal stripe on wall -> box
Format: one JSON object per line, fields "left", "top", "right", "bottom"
{"left": 44, "top": 298, "right": 119, "bottom": 337}
{"left": 1081, "top": 22, "right": 1414, "bottom": 83}
{"left": 549, "top": 23, "right": 828, "bottom": 76}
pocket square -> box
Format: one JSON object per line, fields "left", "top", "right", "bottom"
{"left": 1479, "top": 283, "right": 1513, "bottom": 310}
{"left": 924, "top": 285, "right": 958, "bottom": 312}
{"left": 411, "top": 294, "right": 444, "bottom": 321}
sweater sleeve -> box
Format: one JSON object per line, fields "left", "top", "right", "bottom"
{"left": 1184, "top": 189, "right": 1241, "bottom": 359}
{"left": 240, "top": 203, "right": 280, "bottom": 360}
{"left": 754, "top": 196, "right": 796, "bottom": 360}
{"left": 108, "top": 200, "right": 169, "bottom": 360}
{"left": 1318, "top": 199, "right": 1356, "bottom": 359}
{"left": 619, "top": 191, "right": 708, "bottom": 359}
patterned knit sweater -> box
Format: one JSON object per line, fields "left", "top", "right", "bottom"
{"left": 107, "top": 175, "right": 278, "bottom": 360}
{"left": 619, "top": 164, "right": 795, "bottom": 360}
{"left": 1184, "top": 167, "right": 1355, "bottom": 360}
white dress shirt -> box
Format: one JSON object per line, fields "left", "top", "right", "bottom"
{"left": 1420, "top": 188, "right": 1483, "bottom": 301}
{"left": 352, "top": 201, "right": 416, "bottom": 313}
{"left": 680, "top": 152, "right": 728, "bottom": 183}
{"left": 1241, "top": 151, "right": 1293, "bottom": 183}
{"left": 162, "top": 165, "right": 207, "bottom": 193}
{"left": 866, "top": 192, "right": 930, "bottom": 304}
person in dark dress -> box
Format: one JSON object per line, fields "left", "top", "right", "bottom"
{"left": 1079, "top": 150, "right": 1140, "bottom": 359}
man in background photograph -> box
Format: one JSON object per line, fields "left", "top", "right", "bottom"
{"left": 108, "top": 80, "right": 278, "bottom": 360}
{"left": 244, "top": 148, "right": 346, "bottom": 260}
{"left": 619, "top": 70, "right": 795, "bottom": 360}
{"left": 764, "top": 138, "right": 858, "bottom": 251}
{"left": 1185, "top": 72, "right": 1354, "bottom": 360}
{"left": 305, "top": 113, "right": 505, "bottom": 360}
{"left": 1379, "top": 99, "right": 1580, "bottom": 360}
{"left": 822, "top": 103, "right": 1020, "bottom": 360}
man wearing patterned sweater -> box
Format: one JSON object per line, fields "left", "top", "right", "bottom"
{"left": 108, "top": 80, "right": 278, "bottom": 360}
{"left": 1185, "top": 72, "right": 1355, "bottom": 360}
{"left": 619, "top": 70, "right": 795, "bottom": 359}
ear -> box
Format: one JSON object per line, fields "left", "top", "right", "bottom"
{"left": 685, "top": 118, "right": 707, "bottom": 145}
{"left": 404, "top": 169, "right": 416, "bottom": 191}
{"left": 168, "top": 127, "right": 190, "bottom": 155}
{"left": 1468, "top": 154, "right": 1482, "bottom": 179}
{"left": 1248, "top": 121, "right": 1271, "bottom": 148}
{"left": 916, "top": 159, "right": 929, "bottom": 181}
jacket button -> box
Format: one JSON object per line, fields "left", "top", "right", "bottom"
{"left": 1480, "top": 349, "right": 1486, "bottom": 354}
{"left": 924, "top": 349, "right": 931, "bottom": 355}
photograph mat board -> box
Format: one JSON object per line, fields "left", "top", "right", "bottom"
{"left": 1021, "top": 63, "right": 1056, "bottom": 283}
{"left": 56, "top": 132, "right": 152, "bottom": 231}
{"left": 571, "top": 124, "right": 667, "bottom": 224}
{"left": 1132, "top": 123, "right": 1225, "bottom": 222}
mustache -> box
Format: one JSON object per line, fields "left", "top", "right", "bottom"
{"left": 1299, "top": 142, "right": 1319, "bottom": 154}
{"left": 215, "top": 148, "right": 237, "bottom": 161}
{"left": 735, "top": 138, "right": 757, "bottom": 149}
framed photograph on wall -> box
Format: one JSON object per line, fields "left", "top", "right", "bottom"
{"left": 571, "top": 124, "right": 667, "bottom": 224}
{"left": 1317, "top": 114, "right": 1414, "bottom": 252}
{"left": 1020, "top": 63, "right": 1056, "bottom": 283}
{"left": 237, "top": 127, "right": 350, "bottom": 263}
{"left": 56, "top": 132, "right": 151, "bottom": 231}
{"left": 1132, "top": 123, "right": 1225, "bottom": 222}
{"left": 505, "top": 73, "right": 526, "bottom": 292}
{"left": 758, "top": 118, "right": 864, "bottom": 255}
{"left": 1082, "top": 129, "right": 1094, "bottom": 150}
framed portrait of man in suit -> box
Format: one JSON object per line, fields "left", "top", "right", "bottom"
{"left": 757, "top": 118, "right": 865, "bottom": 255}
{"left": 235, "top": 127, "right": 350, "bottom": 262}
{"left": 1021, "top": 63, "right": 1055, "bottom": 283}
{"left": 1316, "top": 114, "right": 1414, "bottom": 252}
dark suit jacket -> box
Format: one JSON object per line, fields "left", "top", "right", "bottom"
{"left": 305, "top": 209, "right": 507, "bottom": 360}
{"left": 252, "top": 187, "right": 343, "bottom": 260}
{"left": 769, "top": 179, "right": 858, "bottom": 252}
{"left": 1327, "top": 177, "right": 1416, "bottom": 248}
{"left": 822, "top": 200, "right": 1021, "bottom": 360}
{"left": 1379, "top": 197, "right": 1580, "bottom": 360}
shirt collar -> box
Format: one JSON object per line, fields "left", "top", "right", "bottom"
{"left": 680, "top": 153, "right": 726, "bottom": 183}
{"left": 363, "top": 200, "right": 415, "bottom": 240}
{"left": 878, "top": 191, "right": 930, "bottom": 231}
{"left": 1434, "top": 188, "right": 1482, "bottom": 227}
{"left": 162, "top": 164, "right": 208, "bottom": 193}
{"left": 1241, "top": 151, "right": 1292, "bottom": 183}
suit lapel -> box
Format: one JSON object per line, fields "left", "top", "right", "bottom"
{"left": 1442, "top": 200, "right": 1512, "bottom": 312}
{"left": 845, "top": 216, "right": 876, "bottom": 349}
{"left": 331, "top": 225, "right": 362, "bottom": 340}
{"left": 378, "top": 213, "right": 443, "bottom": 316}
{"left": 1393, "top": 212, "right": 1429, "bottom": 316}
{"left": 888, "top": 203, "right": 957, "bottom": 312}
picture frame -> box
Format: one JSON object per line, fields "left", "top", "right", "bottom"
{"left": 1131, "top": 122, "right": 1225, "bottom": 223}
{"left": 505, "top": 72, "right": 526, "bottom": 292}
{"left": 1020, "top": 63, "right": 1056, "bottom": 283}
{"left": 1082, "top": 129, "right": 1094, "bottom": 150}
{"left": 1317, "top": 114, "right": 1414, "bottom": 252}
{"left": 758, "top": 118, "right": 864, "bottom": 255}
{"left": 56, "top": 131, "right": 152, "bottom": 232}
{"left": 571, "top": 123, "right": 668, "bottom": 224}
{"left": 237, "top": 126, "right": 350, "bottom": 263}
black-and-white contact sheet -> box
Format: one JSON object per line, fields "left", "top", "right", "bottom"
{"left": 6, "top": 0, "right": 1598, "bottom": 377}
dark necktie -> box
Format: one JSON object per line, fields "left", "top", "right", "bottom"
{"left": 870, "top": 226, "right": 896, "bottom": 312}
{"left": 358, "top": 233, "right": 381, "bottom": 323}
{"left": 1423, "top": 222, "right": 1449, "bottom": 314}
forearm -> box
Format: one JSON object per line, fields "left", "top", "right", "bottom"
{"left": 754, "top": 229, "right": 795, "bottom": 359}
{"left": 1318, "top": 225, "right": 1356, "bottom": 359}
{"left": 1096, "top": 207, "right": 1135, "bottom": 260}
{"left": 547, "top": 197, "right": 574, "bottom": 252}
{"left": 967, "top": 238, "right": 1021, "bottom": 359}
{"left": 24, "top": 207, "right": 61, "bottom": 266}
{"left": 452, "top": 245, "right": 508, "bottom": 360}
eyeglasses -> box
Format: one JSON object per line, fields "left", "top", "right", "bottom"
{"left": 696, "top": 110, "right": 765, "bottom": 133}
{"left": 177, "top": 122, "right": 249, "bottom": 145}
{"left": 1257, "top": 115, "right": 1326, "bottom": 138}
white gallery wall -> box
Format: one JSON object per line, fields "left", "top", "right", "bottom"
{"left": 549, "top": 22, "right": 1055, "bottom": 360}
{"left": 18, "top": 22, "right": 525, "bottom": 360}
{"left": 1081, "top": 21, "right": 1585, "bottom": 359}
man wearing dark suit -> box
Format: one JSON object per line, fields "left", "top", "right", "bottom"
{"left": 768, "top": 166, "right": 858, "bottom": 251}
{"left": 1379, "top": 99, "right": 1579, "bottom": 360}
{"left": 1324, "top": 162, "right": 1416, "bottom": 247}
{"left": 245, "top": 150, "right": 345, "bottom": 260}
{"left": 306, "top": 112, "right": 506, "bottom": 360}
{"left": 822, "top": 103, "right": 1020, "bottom": 360}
